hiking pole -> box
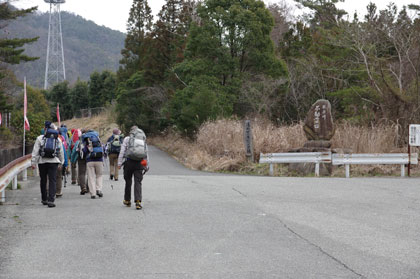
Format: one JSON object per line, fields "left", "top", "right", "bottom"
{"left": 62, "top": 167, "right": 67, "bottom": 187}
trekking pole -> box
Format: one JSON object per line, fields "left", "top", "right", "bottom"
{"left": 62, "top": 167, "right": 67, "bottom": 187}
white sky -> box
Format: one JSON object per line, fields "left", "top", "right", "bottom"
{"left": 13, "top": 0, "right": 419, "bottom": 33}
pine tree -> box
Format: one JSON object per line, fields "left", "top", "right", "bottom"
{"left": 0, "top": 3, "right": 38, "bottom": 113}
{"left": 149, "top": 0, "right": 193, "bottom": 85}
{"left": 167, "top": 0, "right": 287, "bottom": 133}
{"left": 118, "top": 0, "right": 153, "bottom": 81}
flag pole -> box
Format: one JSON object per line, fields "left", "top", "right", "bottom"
{"left": 23, "top": 76, "right": 26, "bottom": 157}
{"left": 23, "top": 77, "right": 27, "bottom": 181}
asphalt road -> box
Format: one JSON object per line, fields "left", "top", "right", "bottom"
{"left": 1, "top": 146, "right": 420, "bottom": 278}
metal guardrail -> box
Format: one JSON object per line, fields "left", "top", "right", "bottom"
{"left": 332, "top": 153, "right": 418, "bottom": 178}
{"left": 259, "top": 152, "right": 419, "bottom": 178}
{"left": 0, "top": 154, "right": 31, "bottom": 203}
{"left": 260, "top": 152, "right": 331, "bottom": 177}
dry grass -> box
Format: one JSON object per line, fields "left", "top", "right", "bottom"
{"left": 59, "top": 111, "right": 417, "bottom": 177}
{"left": 61, "top": 109, "right": 118, "bottom": 139}
{"left": 332, "top": 122, "right": 402, "bottom": 153}
{"left": 150, "top": 118, "right": 417, "bottom": 176}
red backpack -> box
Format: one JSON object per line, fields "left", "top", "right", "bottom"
{"left": 71, "top": 129, "right": 81, "bottom": 150}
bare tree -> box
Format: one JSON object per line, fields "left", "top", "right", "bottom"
{"left": 330, "top": 3, "right": 420, "bottom": 142}
{"left": 268, "top": 1, "right": 293, "bottom": 48}
{"left": 239, "top": 74, "right": 287, "bottom": 119}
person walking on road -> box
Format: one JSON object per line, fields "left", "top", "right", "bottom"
{"left": 56, "top": 129, "right": 68, "bottom": 198}
{"left": 70, "top": 128, "right": 81, "bottom": 184}
{"left": 82, "top": 130, "right": 104, "bottom": 199}
{"left": 106, "top": 128, "right": 122, "bottom": 181}
{"left": 31, "top": 121, "right": 65, "bottom": 208}
{"left": 71, "top": 128, "right": 88, "bottom": 195}
{"left": 118, "top": 126, "right": 149, "bottom": 210}
{"left": 55, "top": 128, "right": 69, "bottom": 198}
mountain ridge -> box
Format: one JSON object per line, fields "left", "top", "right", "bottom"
{"left": 3, "top": 10, "right": 126, "bottom": 89}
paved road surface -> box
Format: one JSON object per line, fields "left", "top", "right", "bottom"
{"left": 1, "top": 146, "right": 420, "bottom": 278}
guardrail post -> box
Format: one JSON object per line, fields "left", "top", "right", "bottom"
{"left": 401, "top": 164, "right": 405, "bottom": 177}
{"left": 345, "top": 164, "right": 350, "bottom": 178}
{"left": 315, "top": 163, "right": 320, "bottom": 177}
{"left": 23, "top": 168, "right": 27, "bottom": 181}
{"left": 269, "top": 164, "right": 273, "bottom": 176}
{"left": 12, "top": 175, "right": 18, "bottom": 190}
{"left": 1, "top": 189, "right": 5, "bottom": 203}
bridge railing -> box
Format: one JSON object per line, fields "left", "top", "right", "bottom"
{"left": 0, "top": 154, "right": 31, "bottom": 203}
{"left": 260, "top": 152, "right": 418, "bottom": 178}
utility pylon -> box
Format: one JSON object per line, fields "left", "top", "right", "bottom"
{"left": 44, "top": 0, "right": 66, "bottom": 90}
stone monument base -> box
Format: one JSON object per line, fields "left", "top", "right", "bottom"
{"left": 288, "top": 140, "right": 333, "bottom": 176}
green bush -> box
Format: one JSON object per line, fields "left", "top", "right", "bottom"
{"left": 0, "top": 127, "right": 14, "bottom": 141}
{"left": 165, "top": 76, "right": 234, "bottom": 135}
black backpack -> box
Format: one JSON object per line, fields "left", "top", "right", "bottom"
{"left": 39, "top": 129, "right": 59, "bottom": 158}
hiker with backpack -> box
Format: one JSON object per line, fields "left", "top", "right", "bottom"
{"left": 31, "top": 121, "right": 65, "bottom": 208}
{"left": 56, "top": 128, "right": 69, "bottom": 198}
{"left": 118, "top": 126, "right": 149, "bottom": 210}
{"left": 69, "top": 128, "right": 81, "bottom": 184}
{"left": 82, "top": 130, "right": 104, "bottom": 199}
{"left": 71, "top": 128, "right": 88, "bottom": 195}
{"left": 106, "top": 128, "right": 122, "bottom": 181}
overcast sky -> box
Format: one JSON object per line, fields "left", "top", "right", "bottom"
{"left": 13, "top": 0, "right": 418, "bottom": 33}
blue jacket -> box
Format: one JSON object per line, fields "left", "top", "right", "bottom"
{"left": 62, "top": 142, "right": 68, "bottom": 168}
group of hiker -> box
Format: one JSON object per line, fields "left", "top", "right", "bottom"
{"left": 31, "top": 121, "right": 149, "bottom": 210}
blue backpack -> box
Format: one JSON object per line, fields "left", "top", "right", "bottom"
{"left": 40, "top": 129, "right": 59, "bottom": 158}
{"left": 109, "top": 134, "right": 122, "bottom": 154}
{"left": 82, "top": 131, "right": 103, "bottom": 159}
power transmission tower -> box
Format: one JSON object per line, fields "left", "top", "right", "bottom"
{"left": 44, "top": 0, "right": 66, "bottom": 90}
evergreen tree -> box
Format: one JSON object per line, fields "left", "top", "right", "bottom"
{"left": 0, "top": 3, "right": 38, "bottom": 65}
{"left": 47, "top": 81, "right": 72, "bottom": 120}
{"left": 118, "top": 0, "right": 153, "bottom": 81}
{"left": 116, "top": 71, "right": 167, "bottom": 133}
{"left": 168, "top": 0, "right": 287, "bottom": 133}
{"left": 70, "top": 79, "right": 89, "bottom": 114}
{"left": 0, "top": 3, "right": 38, "bottom": 113}
{"left": 88, "top": 72, "right": 103, "bottom": 108}
{"left": 88, "top": 70, "right": 117, "bottom": 108}
{"left": 294, "top": 0, "right": 347, "bottom": 29}
{"left": 99, "top": 70, "right": 117, "bottom": 103}
{"left": 149, "top": 0, "right": 193, "bottom": 85}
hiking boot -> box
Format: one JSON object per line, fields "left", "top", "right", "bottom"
{"left": 123, "top": 200, "right": 131, "bottom": 207}
{"left": 71, "top": 181, "right": 76, "bottom": 185}
{"left": 110, "top": 175, "right": 114, "bottom": 180}
{"left": 47, "top": 202, "right": 56, "bottom": 208}
{"left": 91, "top": 195, "right": 96, "bottom": 199}
{"left": 114, "top": 178, "right": 118, "bottom": 181}
{"left": 135, "top": 200, "right": 142, "bottom": 210}
{"left": 80, "top": 189, "right": 87, "bottom": 195}
{"left": 96, "top": 190, "right": 103, "bottom": 198}
{"left": 41, "top": 200, "right": 48, "bottom": 205}
{"left": 56, "top": 194, "right": 63, "bottom": 198}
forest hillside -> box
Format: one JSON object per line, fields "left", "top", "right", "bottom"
{"left": 2, "top": 9, "right": 125, "bottom": 89}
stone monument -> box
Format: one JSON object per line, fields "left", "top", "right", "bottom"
{"left": 289, "top": 99, "right": 335, "bottom": 175}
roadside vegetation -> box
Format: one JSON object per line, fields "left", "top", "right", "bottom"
{"left": 2, "top": 0, "right": 420, "bottom": 177}
{"left": 150, "top": 118, "right": 420, "bottom": 177}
